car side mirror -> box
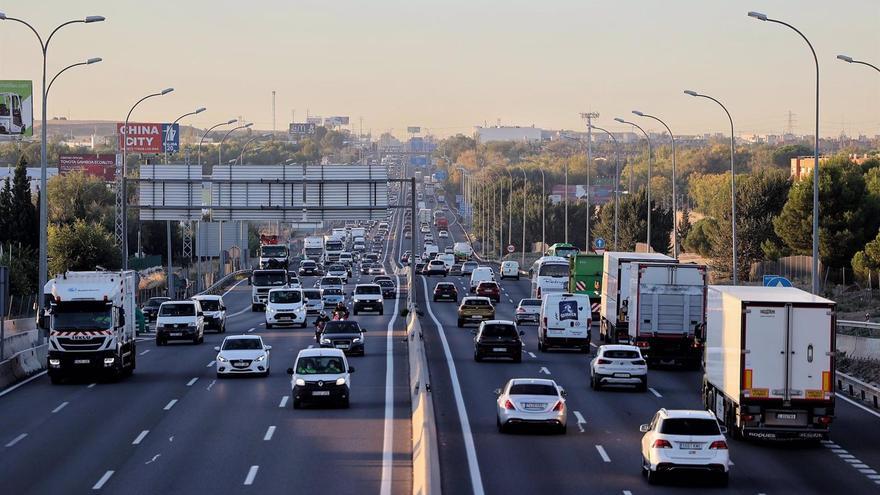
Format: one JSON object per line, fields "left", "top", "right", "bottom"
{"left": 470, "top": 329, "right": 477, "bottom": 335}
{"left": 214, "top": 346, "right": 220, "bottom": 351}
{"left": 287, "top": 368, "right": 294, "bottom": 375}
{"left": 719, "top": 425, "right": 728, "bottom": 435}
{"left": 348, "top": 366, "right": 356, "bottom": 373}
{"left": 560, "top": 389, "right": 567, "bottom": 398}
{"left": 639, "top": 424, "right": 651, "bottom": 433}
{"left": 265, "top": 345, "right": 273, "bottom": 351}
{"left": 493, "top": 388, "right": 502, "bottom": 396}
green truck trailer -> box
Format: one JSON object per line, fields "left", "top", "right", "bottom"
{"left": 569, "top": 253, "right": 604, "bottom": 320}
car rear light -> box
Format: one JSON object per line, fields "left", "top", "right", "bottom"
{"left": 596, "top": 359, "right": 611, "bottom": 365}
{"left": 635, "top": 341, "right": 650, "bottom": 348}
{"left": 817, "top": 415, "right": 833, "bottom": 425}
{"left": 741, "top": 414, "right": 755, "bottom": 422}
{"left": 504, "top": 400, "right": 516, "bottom": 410}
{"left": 691, "top": 340, "right": 703, "bottom": 349}
{"left": 632, "top": 359, "right": 646, "bottom": 366}
{"left": 552, "top": 401, "right": 564, "bottom": 411}
{"left": 709, "top": 440, "right": 728, "bottom": 450}
{"left": 516, "top": 308, "right": 525, "bottom": 313}
{"left": 652, "top": 439, "right": 672, "bottom": 449}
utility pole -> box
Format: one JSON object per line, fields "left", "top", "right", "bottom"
{"left": 271, "top": 90, "right": 276, "bottom": 136}
{"left": 580, "top": 112, "right": 599, "bottom": 252}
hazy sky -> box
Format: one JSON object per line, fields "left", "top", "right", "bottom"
{"left": 1, "top": 0, "right": 878, "bottom": 138}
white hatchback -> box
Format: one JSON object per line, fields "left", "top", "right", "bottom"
{"left": 640, "top": 409, "right": 730, "bottom": 486}
{"left": 590, "top": 345, "right": 648, "bottom": 391}
{"left": 215, "top": 335, "right": 272, "bottom": 377}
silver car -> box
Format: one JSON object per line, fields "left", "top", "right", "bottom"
{"left": 495, "top": 378, "right": 568, "bottom": 434}
{"left": 514, "top": 298, "right": 541, "bottom": 325}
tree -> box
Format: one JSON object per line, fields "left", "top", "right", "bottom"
{"left": 678, "top": 198, "right": 692, "bottom": 250}
{"left": 851, "top": 229, "right": 880, "bottom": 280}
{"left": 8, "top": 155, "right": 38, "bottom": 250}
{"left": 48, "top": 220, "right": 119, "bottom": 275}
{"left": 47, "top": 171, "right": 115, "bottom": 230}
{"left": 684, "top": 218, "right": 717, "bottom": 256}
{"left": 593, "top": 188, "right": 673, "bottom": 253}
{"left": 772, "top": 144, "right": 812, "bottom": 168}
{"left": 0, "top": 177, "right": 11, "bottom": 243}
{"left": 0, "top": 244, "right": 38, "bottom": 296}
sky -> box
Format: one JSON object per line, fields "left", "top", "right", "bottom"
{"left": 0, "top": 0, "right": 878, "bottom": 139}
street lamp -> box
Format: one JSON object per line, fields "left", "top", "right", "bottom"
{"left": 633, "top": 110, "right": 678, "bottom": 257}
{"left": 518, "top": 168, "right": 527, "bottom": 267}
{"left": 239, "top": 133, "right": 272, "bottom": 164}
{"left": 218, "top": 123, "right": 254, "bottom": 166}
{"left": 1, "top": 12, "right": 105, "bottom": 315}
{"left": 47, "top": 57, "right": 102, "bottom": 94}
{"left": 837, "top": 54, "right": 880, "bottom": 74}
{"left": 684, "top": 89, "right": 738, "bottom": 283}
{"left": 165, "top": 107, "right": 206, "bottom": 164}
{"left": 588, "top": 124, "right": 621, "bottom": 250}
{"left": 615, "top": 117, "right": 652, "bottom": 250}
{"left": 198, "top": 119, "right": 237, "bottom": 166}
{"left": 504, "top": 168, "right": 513, "bottom": 252}
{"left": 538, "top": 168, "right": 546, "bottom": 250}
{"left": 748, "top": 10, "right": 821, "bottom": 294}
{"left": 121, "top": 87, "right": 174, "bottom": 268}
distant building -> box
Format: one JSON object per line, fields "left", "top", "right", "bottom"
{"left": 475, "top": 125, "right": 543, "bottom": 143}
{"left": 790, "top": 156, "right": 830, "bottom": 180}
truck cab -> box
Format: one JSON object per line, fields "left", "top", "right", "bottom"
{"left": 259, "top": 235, "right": 289, "bottom": 269}
{"left": 251, "top": 269, "right": 288, "bottom": 311}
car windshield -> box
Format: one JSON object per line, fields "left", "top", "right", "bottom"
{"left": 197, "top": 300, "right": 220, "bottom": 311}
{"left": 159, "top": 304, "right": 196, "bottom": 316}
{"left": 52, "top": 302, "right": 112, "bottom": 330}
{"left": 659, "top": 418, "right": 721, "bottom": 436}
{"left": 480, "top": 324, "right": 518, "bottom": 338}
{"left": 253, "top": 272, "right": 287, "bottom": 286}
{"left": 323, "top": 321, "right": 361, "bottom": 335}
{"left": 436, "top": 284, "right": 454, "bottom": 290}
{"left": 509, "top": 383, "right": 557, "bottom": 396}
{"left": 261, "top": 245, "right": 287, "bottom": 257}
{"left": 539, "top": 264, "right": 569, "bottom": 277}
{"left": 356, "top": 286, "right": 381, "bottom": 295}
{"left": 520, "top": 299, "right": 541, "bottom": 307}
{"left": 378, "top": 280, "right": 394, "bottom": 288}
{"left": 301, "top": 261, "right": 316, "bottom": 268}
{"left": 302, "top": 290, "right": 321, "bottom": 300}
{"left": 222, "top": 338, "right": 263, "bottom": 350}
{"left": 323, "top": 288, "right": 343, "bottom": 296}
{"left": 464, "top": 299, "right": 489, "bottom": 306}
{"left": 328, "top": 265, "right": 345, "bottom": 272}
{"left": 270, "top": 290, "right": 301, "bottom": 303}
{"left": 296, "top": 356, "right": 346, "bottom": 375}
{"left": 604, "top": 350, "right": 641, "bottom": 359}
{"left": 146, "top": 298, "right": 169, "bottom": 307}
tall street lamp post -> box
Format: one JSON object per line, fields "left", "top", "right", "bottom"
{"left": 589, "top": 125, "right": 621, "bottom": 250}
{"left": 615, "top": 117, "right": 652, "bottom": 250}
{"left": 633, "top": 110, "right": 678, "bottom": 257}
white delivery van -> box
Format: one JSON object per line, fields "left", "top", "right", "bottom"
{"left": 469, "top": 267, "right": 495, "bottom": 293}
{"left": 538, "top": 292, "right": 591, "bottom": 352}
{"left": 500, "top": 261, "right": 520, "bottom": 280}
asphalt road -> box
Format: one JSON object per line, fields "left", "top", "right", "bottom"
{"left": 418, "top": 207, "right": 880, "bottom": 495}
{"left": 0, "top": 205, "right": 411, "bottom": 494}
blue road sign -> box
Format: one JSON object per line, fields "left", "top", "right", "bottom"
{"left": 162, "top": 123, "right": 180, "bottom": 152}
{"left": 763, "top": 275, "right": 793, "bottom": 287}
{"left": 594, "top": 238, "right": 606, "bottom": 250}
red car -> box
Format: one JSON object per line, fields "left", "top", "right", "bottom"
{"left": 475, "top": 281, "right": 500, "bottom": 303}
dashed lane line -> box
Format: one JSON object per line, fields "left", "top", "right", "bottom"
{"left": 263, "top": 426, "right": 276, "bottom": 441}
{"left": 186, "top": 377, "right": 199, "bottom": 387}
{"left": 4, "top": 433, "right": 27, "bottom": 448}
{"left": 573, "top": 411, "right": 587, "bottom": 433}
{"left": 206, "top": 361, "right": 215, "bottom": 368}
{"left": 595, "top": 445, "right": 611, "bottom": 463}
{"left": 92, "top": 470, "right": 114, "bottom": 490}
{"left": 87, "top": 383, "right": 96, "bottom": 389}
{"left": 51, "top": 401, "right": 69, "bottom": 414}
{"left": 132, "top": 430, "right": 149, "bottom": 445}
{"left": 648, "top": 387, "right": 662, "bottom": 398}
{"left": 528, "top": 352, "right": 536, "bottom": 358}
{"left": 163, "top": 399, "right": 178, "bottom": 411}
{"left": 244, "top": 465, "right": 259, "bottom": 485}
{"left": 279, "top": 396, "right": 289, "bottom": 408}
{"left": 139, "top": 349, "right": 150, "bottom": 356}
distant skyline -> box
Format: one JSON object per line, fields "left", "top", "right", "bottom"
{"left": 1, "top": 0, "right": 878, "bottom": 139}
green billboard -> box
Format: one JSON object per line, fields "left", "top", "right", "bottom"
{"left": 0, "top": 80, "right": 34, "bottom": 139}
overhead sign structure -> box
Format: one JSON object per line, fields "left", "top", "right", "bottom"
{"left": 763, "top": 275, "right": 793, "bottom": 287}
{"left": 59, "top": 154, "right": 117, "bottom": 181}
{"left": 289, "top": 122, "right": 316, "bottom": 135}
{"left": 117, "top": 123, "right": 179, "bottom": 153}
{"left": 0, "top": 80, "right": 34, "bottom": 139}
{"left": 410, "top": 156, "right": 428, "bottom": 167}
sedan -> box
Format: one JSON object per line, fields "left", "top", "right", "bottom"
{"left": 438, "top": 230, "right": 448, "bottom": 238}
{"left": 476, "top": 281, "right": 501, "bottom": 303}
{"left": 432, "top": 282, "right": 459, "bottom": 302}
{"left": 495, "top": 378, "right": 567, "bottom": 434}
{"left": 215, "top": 335, "right": 272, "bottom": 377}
{"left": 449, "top": 264, "right": 463, "bottom": 276}
{"left": 590, "top": 345, "right": 648, "bottom": 391}
{"left": 514, "top": 298, "right": 541, "bottom": 325}
{"left": 640, "top": 409, "right": 730, "bottom": 486}
{"left": 422, "top": 260, "right": 448, "bottom": 277}
{"left": 368, "top": 264, "right": 386, "bottom": 275}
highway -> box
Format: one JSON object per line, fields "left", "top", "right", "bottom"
{"left": 416, "top": 205, "right": 880, "bottom": 494}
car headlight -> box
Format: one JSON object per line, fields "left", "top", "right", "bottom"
{"left": 267, "top": 306, "right": 277, "bottom": 313}
{"left": 295, "top": 378, "right": 305, "bottom": 386}
{"left": 320, "top": 338, "right": 331, "bottom": 344}
{"left": 352, "top": 337, "right": 362, "bottom": 343}
{"left": 217, "top": 355, "right": 228, "bottom": 362}
{"left": 335, "top": 377, "right": 346, "bottom": 386}
{"left": 254, "top": 354, "right": 267, "bottom": 362}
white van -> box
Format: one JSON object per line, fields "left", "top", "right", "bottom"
{"left": 538, "top": 292, "right": 591, "bottom": 353}
{"left": 265, "top": 288, "right": 307, "bottom": 329}
{"left": 423, "top": 244, "right": 439, "bottom": 260}
{"left": 500, "top": 261, "right": 520, "bottom": 280}
{"left": 287, "top": 348, "right": 355, "bottom": 408}
{"left": 436, "top": 253, "right": 455, "bottom": 270}
{"left": 469, "top": 266, "right": 495, "bottom": 293}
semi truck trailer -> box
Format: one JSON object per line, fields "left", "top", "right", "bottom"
{"left": 599, "top": 252, "right": 676, "bottom": 344}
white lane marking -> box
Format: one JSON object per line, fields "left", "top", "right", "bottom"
{"left": 92, "top": 470, "right": 114, "bottom": 490}
{"left": 648, "top": 387, "right": 662, "bottom": 398}
{"left": 243, "top": 465, "right": 259, "bottom": 485}
{"left": 379, "top": 224, "right": 402, "bottom": 495}
{"left": 5, "top": 433, "right": 27, "bottom": 447}
{"left": 145, "top": 454, "right": 160, "bottom": 465}
{"left": 836, "top": 392, "right": 880, "bottom": 419}
{"left": 0, "top": 370, "right": 47, "bottom": 397}
{"left": 539, "top": 367, "right": 551, "bottom": 375}
{"left": 573, "top": 411, "right": 587, "bottom": 433}
{"left": 206, "top": 380, "right": 216, "bottom": 391}
{"left": 421, "top": 276, "right": 485, "bottom": 495}
{"left": 227, "top": 306, "right": 251, "bottom": 318}
{"left": 308, "top": 344, "right": 314, "bottom": 349}
{"left": 247, "top": 328, "right": 255, "bottom": 333}
{"left": 263, "top": 426, "right": 276, "bottom": 441}
{"left": 87, "top": 383, "right": 97, "bottom": 389}
{"left": 51, "top": 401, "right": 69, "bottom": 414}
{"left": 279, "top": 396, "right": 289, "bottom": 408}
{"left": 186, "top": 377, "right": 199, "bottom": 387}
{"left": 132, "top": 430, "right": 149, "bottom": 445}
{"left": 163, "top": 399, "right": 178, "bottom": 411}
{"left": 139, "top": 349, "right": 150, "bottom": 356}
{"left": 623, "top": 491, "right": 633, "bottom": 495}
{"left": 596, "top": 445, "right": 611, "bottom": 463}
{"left": 528, "top": 352, "right": 536, "bottom": 358}
{"left": 206, "top": 361, "right": 215, "bottom": 368}
{"left": 853, "top": 464, "right": 870, "bottom": 469}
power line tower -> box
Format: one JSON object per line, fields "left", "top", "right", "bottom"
{"left": 786, "top": 110, "right": 797, "bottom": 136}
{"left": 579, "top": 111, "right": 599, "bottom": 251}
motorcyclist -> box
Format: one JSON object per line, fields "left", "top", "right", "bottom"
{"left": 314, "top": 311, "right": 330, "bottom": 340}
{"left": 333, "top": 302, "right": 350, "bottom": 320}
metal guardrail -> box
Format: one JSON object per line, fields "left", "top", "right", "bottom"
{"left": 837, "top": 320, "right": 880, "bottom": 330}
{"left": 196, "top": 269, "right": 252, "bottom": 296}
{"left": 837, "top": 371, "right": 880, "bottom": 410}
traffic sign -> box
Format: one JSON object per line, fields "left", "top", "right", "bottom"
{"left": 594, "top": 238, "right": 606, "bottom": 250}
{"left": 763, "top": 275, "right": 793, "bottom": 287}
{"left": 507, "top": 245, "right": 515, "bottom": 253}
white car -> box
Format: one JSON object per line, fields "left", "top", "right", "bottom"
{"left": 214, "top": 335, "right": 272, "bottom": 377}
{"left": 438, "top": 230, "right": 448, "bottom": 238}
{"left": 640, "top": 409, "right": 730, "bottom": 486}
{"left": 265, "top": 288, "right": 308, "bottom": 328}
{"left": 352, "top": 284, "right": 384, "bottom": 315}
{"left": 424, "top": 233, "right": 434, "bottom": 241}
{"left": 495, "top": 378, "right": 567, "bottom": 434}
{"left": 590, "top": 345, "right": 648, "bottom": 391}
{"left": 420, "top": 225, "right": 430, "bottom": 234}
{"left": 288, "top": 348, "right": 355, "bottom": 408}
{"left": 191, "top": 295, "right": 226, "bottom": 333}
{"left": 156, "top": 300, "right": 205, "bottom": 345}
{"left": 286, "top": 274, "right": 302, "bottom": 289}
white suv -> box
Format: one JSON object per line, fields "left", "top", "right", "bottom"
{"left": 590, "top": 345, "right": 648, "bottom": 391}
{"left": 639, "top": 409, "right": 730, "bottom": 486}
{"left": 352, "top": 284, "right": 384, "bottom": 315}
{"left": 265, "top": 288, "right": 307, "bottom": 328}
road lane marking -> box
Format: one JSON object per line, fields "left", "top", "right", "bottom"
{"left": 573, "top": 411, "right": 587, "bottom": 433}
{"left": 648, "top": 387, "right": 662, "bottom": 398}
{"left": 139, "top": 349, "right": 150, "bottom": 356}
{"left": 421, "top": 276, "right": 485, "bottom": 495}
{"left": 227, "top": 306, "right": 251, "bottom": 318}
{"left": 836, "top": 392, "right": 880, "bottom": 419}
{"left": 223, "top": 278, "right": 247, "bottom": 297}
{"left": 623, "top": 491, "right": 633, "bottom": 495}
{"left": 244, "top": 465, "right": 259, "bottom": 485}
{"left": 596, "top": 445, "right": 611, "bottom": 463}
{"left": 92, "top": 471, "right": 114, "bottom": 490}
{"left": 5, "top": 433, "right": 27, "bottom": 447}
{"left": 186, "top": 377, "right": 199, "bottom": 387}
{"left": 263, "top": 426, "right": 276, "bottom": 441}
{"left": 145, "top": 454, "right": 160, "bottom": 465}
{"left": 379, "top": 231, "right": 402, "bottom": 495}
{"left": 539, "top": 367, "right": 551, "bottom": 375}
{"left": 206, "top": 361, "right": 215, "bottom": 367}
{"left": 163, "top": 399, "right": 178, "bottom": 411}
{"left": 51, "top": 401, "right": 69, "bottom": 414}
{"left": 0, "top": 370, "right": 47, "bottom": 397}
{"left": 87, "top": 383, "right": 96, "bottom": 388}
{"left": 528, "top": 352, "right": 536, "bottom": 358}
{"left": 279, "top": 396, "right": 289, "bottom": 408}
{"left": 132, "top": 430, "right": 149, "bottom": 445}
{"left": 206, "top": 380, "right": 216, "bottom": 391}
{"left": 248, "top": 328, "right": 255, "bottom": 333}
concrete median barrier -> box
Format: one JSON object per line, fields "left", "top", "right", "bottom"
{"left": 407, "top": 309, "right": 441, "bottom": 495}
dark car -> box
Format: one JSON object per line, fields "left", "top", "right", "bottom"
{"left": 476, "top": 281, "right": 501, "bottom": 303}
{"left": 299, "top": 260, "right": 321, "bottom": 276}
{"left": 318, "top": 320, "right": 366, "bottom": 355}
{"left": 377, "top": 279, "right": 396, "bottom": 299}
{"left": 473, "top": 321, "right": 523, "bottom": 362}
{"left": 143, "top": 297, "right": 171, "bottom": 322}
{"left": 433, "top": 282, "right": 458, "bottom": 302}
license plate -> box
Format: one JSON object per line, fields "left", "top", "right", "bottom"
{"left": 613, "top": 373, "right": 631, "bottom": 378}
{"left": 336, "top": 345, "right": 349, "bottom": 349}
{"left": 74, "top": 359, "right": 90, "bottom": 364}
{"left": 523, "top": 403, "right": 545, "bottom": 410}
{"left": 170, "top": 332, "right": 182, "bottom": 337}
{"left": 492, "top": 347, "right": 506, "bottom": 352}
{"left": 470, "top": 315, "right": 482, "bottom": 320}
{"left": 679, "top": 442, "right": 702, "bottom": 450}
{"left": 279, "top": 317, "right": 290, "bottom": 320}
{"left": 313, "top": 391, "right": 330, "bottom": 396}
{"left": 776, "top": 413, "right": 797, "bottom": 420}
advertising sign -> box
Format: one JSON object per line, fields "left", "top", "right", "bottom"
{"left": 407, "top": 126, "right": 421, "bottom": 134}
{"left": 59, "top": 154, "right": 117, "bottom": 181}
{"left": 289, "top": 122, "right": 316, "bottom": 135}
{"left": 306, "top": 116, "right": 323, "bottom": 125}
{"left": 0, "top": 80, "right": 34, "bottom": 139}
{"left": 559, "top": 300, "right": 579, "bottom": 321}
{"left": 117, "top": 123, "right": 178, "bottom": 153}
{"left": 324, "top": 116, "right": 350, "bottom": 127}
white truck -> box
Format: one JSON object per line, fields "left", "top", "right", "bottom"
{"left": 324, "top": 234, "right": 345, "bottom": 263}
{"left": 303, "top": 236, "right": 324, "bottom": 262}
{"left": 350, "top": 227, "right": 366, "bottom": 241}
{"left": 453, "top": 242, "right": 473, "bottom": 262}
{"left": 702, "top": 286, "right": 835, "bottom": 441}
{"left": 418, "top": 208, "right": 432, "bottom": 225}
{"left": 250, "top": 269, "right": 289, "bottom": 311}
{"left": 624, "top": 262, "right": 708, "bottom": 367}
{"left": 599, "top": 252, "right": 675, "bottom": 344}
{"left": 46, "top": 271, "right": 138, "bottom": 383}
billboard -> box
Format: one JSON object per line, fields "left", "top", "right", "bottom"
{"left": 0, "top": 80, "right": 34, "bottom": 139}
{"left": 289, "top": 122, "right": 316, "bottom": 135}
{"left": 117, "top": 122, "right": 179, "bottom": 153}
{"left": 407, "top": 126, "right": 421, "bottom": 134}
{"left": 324, "top": 116, "right": 350, "bottom": 127}
{"left": 306, "top": 116, "right": 323, "bottom": 125}
{"left": 59, "top": 154, "right": 117, "bottom": 181}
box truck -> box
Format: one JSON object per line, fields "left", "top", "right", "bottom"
{"left": 702, "top": 286, "right": 835, "bottom": 441}
{"left": 303, "top": 236, "right": 324, "bottom": 261}
{"left": 599, "top": 252, "right": 676, "bottom": 344}
{"left": 568, "top": 253, "right": 604, "bottom": 320}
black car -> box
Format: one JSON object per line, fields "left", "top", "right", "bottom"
{"left": 318, "top": 320, "right": 366, "bottom": 356}
{"left": 473, "top": 321, "right": 523, "bottom": 362}
{"left": 299, "top": 261, "right": 321, "bottom": 276}
{"left": 433, "top": 282, "right": 458, "bottom": 302}
{"left": 142, "top": 297, "right": 170, "bottom": 322}
{"left": 377, "top": 279, "right": 396, "bottom": 299}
